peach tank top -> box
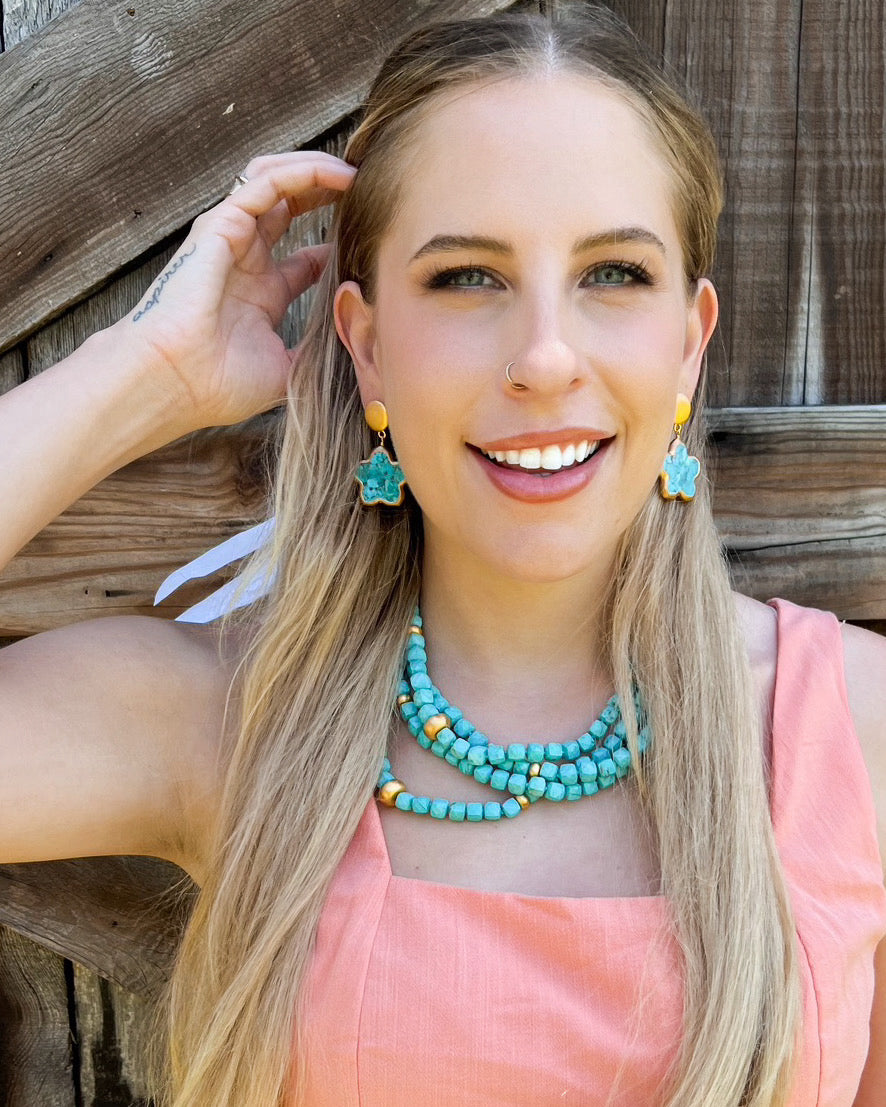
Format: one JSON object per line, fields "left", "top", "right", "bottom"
{"left": 298, "top": 600, "right": 886, "bottom": 1105}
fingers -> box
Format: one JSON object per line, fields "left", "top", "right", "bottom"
{"left": 277, "top": 243, "right": 334, "bottom": 302}
{"left": 229, "top": 151, "right": 355, "bottom": 222}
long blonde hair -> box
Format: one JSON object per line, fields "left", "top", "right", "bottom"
{"left": 156, "top": 7, "right": 800, "bottom": 1105}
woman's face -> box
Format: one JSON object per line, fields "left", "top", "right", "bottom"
{"left": 335, "top": 74, "right": 718, "bottom": 586}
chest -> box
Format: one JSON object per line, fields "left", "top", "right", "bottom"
{"left": 379, "top": 724, "right": 661, "bottom": 898}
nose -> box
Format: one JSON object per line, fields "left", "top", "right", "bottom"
{"left": 503, "top": 295, "right": 583, "bottom": 396}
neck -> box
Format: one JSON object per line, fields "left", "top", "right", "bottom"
{"left": 417, "top": 540, "right": 616, "bottom": 744}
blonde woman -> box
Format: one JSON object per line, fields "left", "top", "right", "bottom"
{"left": 1, "top": 7, "right": 883, "bottom": 1107}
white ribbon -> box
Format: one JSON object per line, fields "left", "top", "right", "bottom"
{"left": 153, "top": 518, "right": 276, "bottom": 623}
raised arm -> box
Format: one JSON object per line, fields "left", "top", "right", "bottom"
{"left": 0, "top": 152, "right": 355, "bottom": 880}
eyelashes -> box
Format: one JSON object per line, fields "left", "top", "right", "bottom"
{"left": 422, "top": 260, "right": 655, "bottom": 290}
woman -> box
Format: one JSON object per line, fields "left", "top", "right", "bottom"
{"left": 0, "top": 7, "right": 883, "bottom": 1106}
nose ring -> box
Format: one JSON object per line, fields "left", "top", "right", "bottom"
{"left": 505, "top": 362, "right": 527, "bottom": 391}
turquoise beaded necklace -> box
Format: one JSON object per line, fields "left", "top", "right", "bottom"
{"left": 375, "top": 609, "right": 651, "bottom": 822}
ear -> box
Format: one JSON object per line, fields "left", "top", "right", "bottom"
{"left": 679, "top": 277, "right": 719, "bottom": 398}
{"left": 334, "top": 281, "right": 382, "bottom": 404}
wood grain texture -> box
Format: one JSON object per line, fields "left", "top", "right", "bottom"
{"left": 1, "top": 0, "right": 81, "bottom": 48}
{"left": 0, "top": 856, "right": 195, "bottom": 997}
{"left": 789, "top": 0, "right": 886, "bottom": 403}
{"left": 72, "top": 964, "right": 154, "bottom": 1106}
{"left": 0, "top": 418, "right": 275, "bottom": 635}
{"left": 0, "top": 927, "right": 75, "bottom": 1107}
{"left": 0, "top": 0, "right": 513, "bottom": 354}
{"left": 0, "top": 346, "right": 25, "bottom": 393}
{"left": 709, "top": 405, "right": 886, "bottom": 618}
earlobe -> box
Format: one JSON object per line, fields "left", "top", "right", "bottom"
{"left": 681, "top": 277, "right": 719, "bottom": 396}
{"left": 333, "top": 280, "right": 382, "bottom": 400}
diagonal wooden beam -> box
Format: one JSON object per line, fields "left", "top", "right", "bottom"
{"left": 0, "top": 0, "right": 512, "bottom": 354}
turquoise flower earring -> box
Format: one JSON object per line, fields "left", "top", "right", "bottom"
{"left": 355, "top": 400, "right": 407, "bottom": 507}
{"left": 659, "top": 393, "right": 701, "bottom": 501}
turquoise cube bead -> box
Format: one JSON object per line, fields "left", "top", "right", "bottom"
{"left": 502, "top": 798, "right": 522, "bottom": 818}
{"left": 447, "top": 706, "right": 464, "bottom": 725}
{"left": 444, "top": 750, "right": 459, "bottom": 766}
{"left": 436, "top": 728, "right": 456, "bottom": 751}
{"left": 395, "top": 791, "right": 414, "bottom": 810}
{"left": 466, "top": 802, "right": 484, "bottom": 822}
{"left": 527, "top": 743, "right": 545, "bottom": 763}
{"left": 507, "top": 743, "right": 526, "bottom": 762}
{"left": 513, "top": 760, "right": 530, "bottom": 775}
{"left": 400, "top": 702, "right": 418, "bottom": 720}
{"left": 558, "top": 763, "right": 578, "bottom": 786}
{"left": 488, "top": 744, "right": 506, "bottom": 765}
{"left": 590, "top": 719, "right": 607, "bottom": 739}
{"left": 490, "top": 769, "right": 509, "bottom": 791}
{"left": 433, "top": 694, "right": 449, "bottom": 711}
{"left": 468, "top": 731, "right": 488, "bottom": 746}
{"left": 613, "top": 746, "right": 631, "bottom": 769}
{"left": 449, "top": 802, "right": 466, "bottom": 821}
{"left": 604, "top": 734, "right": 622, "bottom": 753}
{"left": 546, "top": 742, "right": 563, "bottom": 760}
{"left": 454, "top": 718, "right": 474, "bottom": 738}
{"left": 601, "top": 704, "right": 619, "bottom": 725}
{"left": 450, "top": 737, "right": 470, "bottom": 758}
{"left": 459, "top": 759, "right": 474, "bottom": 775}
{"left": 474, "top": 764, "right": 494, "bottom": 785}
{"left": 582, "top": 780, "right": 599, "bottom": 796}
{"left": 416, "top": 733, "right": 432, "bottom": 750}
{"left": 430, "top": 798, "right": 450, "bottom": 819}
{"left": 507, "top": 773, "right": 527, "bottom": 796}
{"left": 398, "top": 680, "right": 410, "bottom": 697}
{"left": 540, "top": 761, "right": 559, "bottom": 781}
{"left": 578, "top": 732, "right": 594, "bottom": 753}
{"left": 408, "top": 717, "right": 424, "bottom": 738}
{"left": 409, "top": 673, "right": 432, "bottom": 690}
{"left": 565, "top": 784, "right": 583, "bottom": 801}
{"left": 411, "top": 796, "right": 431, "bottom": 815}
{"left": 598, "top": 757, "right": 616, "bottom": 777}
{"left": 592, "top": 748, "right": 609, "bottom": 765}
{"left": 615, "top": 721, "right": 627, "bottom": 738}
{"left": 544, "top": 780, "right": 566, "bottom": 802}
{"left": 577, "top": 756, "right": 597, "bottom": 781}
{"left": 500, "top": 760, "right": 515, "bottom": 771}
{"left": 526, "top": 775, "right": 547, "bottom": 800}
{"left": 484, "top": 801, "right": 502, "bottom": 820}
{"left": 564, "top": 741, "right": 581, "bottom": 760}
{"left": 430, "top": 740, "right": 446, "bottom": 757}
{"left": 417, "top": 702, "right": 438, "bottom": 721}
{"left": 466, "top": 745, "right": 488, "bottom": 766}
{"left": 406, "top": 645, "right": 425, "bottom": 662}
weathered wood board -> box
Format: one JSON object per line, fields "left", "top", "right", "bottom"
{"left": 0, "top": 0, "right": 514, "bottom": 354}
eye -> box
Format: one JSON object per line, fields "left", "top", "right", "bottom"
{"left": 583, "top": 261, "right": 652, "bottom": 287}
{"left": 424, "top": 266, "right": 501, "bottom": 290}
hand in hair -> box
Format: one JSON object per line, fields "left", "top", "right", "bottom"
{"left": 122, "top": 150, "right": 355, "bottom": 433}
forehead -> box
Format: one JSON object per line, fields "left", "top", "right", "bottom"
{"left": 383, "top": 73, "right": 679, "bottom": 259}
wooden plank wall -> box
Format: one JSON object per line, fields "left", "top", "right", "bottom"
{"left": 0, "top": 0, "right": 883, "bottom": 1101}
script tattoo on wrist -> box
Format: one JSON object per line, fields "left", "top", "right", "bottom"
{"left": 133, "top": 244, "right": 197, "bottom": 321}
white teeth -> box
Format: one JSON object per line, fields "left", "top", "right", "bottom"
{"left": 480, "top": 438, "right": 604, "bottom": 470}
{"left": 540, "top": 444, "right": 562, "bottom": 470}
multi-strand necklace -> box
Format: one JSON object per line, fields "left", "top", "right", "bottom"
{"left": 375, "top": 609, "right": 650, "bottom": 822}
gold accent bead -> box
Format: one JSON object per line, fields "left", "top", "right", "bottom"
{"left": 528, "top": 763, "right": 541, "bottom": 777}
{"left": 423, "top": 713, "right": 450, "bottom": 740}
{"left": 377, "top": 780, "right": 406, "bottom": 806}
{"left": 674, "top": 392, "right": 692, "bottom": 428}
{"left": 408, "top": 625, "right": 423, "bottom": 636}
{"left": 516, "top": 794, "right": 530, "bottom": 809}
{"left": 364, "top": 399, "right": 389, "bottom": 433}
{"left": 396, "top": 694, "right": 411, "bottom": 707}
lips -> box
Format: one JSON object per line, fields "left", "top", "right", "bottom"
{"left": 468, "top": 433, "right": 612, "bottom": 503}
{"left": 478, "top": 439, "right": 602, "bottom": 473}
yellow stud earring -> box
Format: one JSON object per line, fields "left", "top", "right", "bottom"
{"left": 355, "top": 401, "right": 407, "bottom": 507}
{"left": 659, "top": 392, "right": 701, "bottom": 502}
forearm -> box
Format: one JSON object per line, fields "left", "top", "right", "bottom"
{"left": 0, "top": 324, "right": 194, "bottom": 570}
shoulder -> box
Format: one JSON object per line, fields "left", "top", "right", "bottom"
{"left": 841, "top": 620, "right": 886, "bottom": 877}
{"left": 732, "top": 593, "right": 778, "bottom": 749}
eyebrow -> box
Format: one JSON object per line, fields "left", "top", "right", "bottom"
{"left": 409, "top": 226, "right": 667, "bottom": 262}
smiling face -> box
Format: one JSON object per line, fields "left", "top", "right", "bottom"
{"left": 335, "top": 74, "right": 718, "bottom": 587}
